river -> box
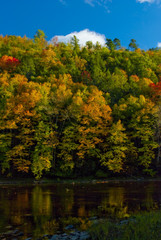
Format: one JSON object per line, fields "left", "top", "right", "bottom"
{"left": 0, "top": 180, "right": 161, "bottom": 239}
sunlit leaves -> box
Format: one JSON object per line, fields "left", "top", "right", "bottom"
{"left": 0, "top": 55, "right": 20, "bottom": 72}
{"left": 0, "top": 73, "right": 41, "bottom": 174}
{"left": 0, "top": 33, "right": 161, "bottom": 178}
{"left": 113, "top": 95, "right": 158, "bottom": 174}
{"left": 32, "top": 121, "right": 58, "bottom": 180}
{"left": 100, "top": 120, "right": 128, "bottom": 173}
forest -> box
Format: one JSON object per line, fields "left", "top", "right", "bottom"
{"left": 0, "top": 30, "right": 161, "bottom": 180}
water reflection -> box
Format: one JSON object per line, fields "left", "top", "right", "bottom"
{"left": 0, "top": 181, "right": 161, "bottom": 239}
{"left": 98, "top": 187, "right": 129, "bottom": 218}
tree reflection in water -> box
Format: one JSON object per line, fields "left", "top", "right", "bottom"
{"left": 0, "top": 181, "right": 161, "bottom": 239}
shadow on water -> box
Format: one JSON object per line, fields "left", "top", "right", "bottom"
{"left": 0, "top": 181, "right": 161, "bottom": 239}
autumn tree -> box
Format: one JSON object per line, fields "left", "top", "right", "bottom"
{"left": 0, "top": 32, "right": 161, "bottom": 178}
{"left": 34, "top": 29, "right": 47, "bottom": 49}
{"left": 113, "top": 95, "right": 158, "bottom": 175}
{"left": 100, "top": 120, "right": 128, "bottom": 173}
{"left": 0, "top": 73, "right": 41, "bottom": 174}
{"left": 0, "top": 55, "right": 20, "bottom": 72}
{"left": 150, "top": 81, "right": 161, "bottom": 167}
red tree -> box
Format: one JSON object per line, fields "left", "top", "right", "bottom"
{"left": 0, "top": 55, "right": 20, "bottom": 71}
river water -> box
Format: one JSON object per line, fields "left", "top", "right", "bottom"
{"left": 0, "top": 180, "right": 161, "bottom": 239}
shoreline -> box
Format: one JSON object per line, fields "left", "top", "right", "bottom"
{"left": 0, "top": 177, "right": 161, "bottom": 185}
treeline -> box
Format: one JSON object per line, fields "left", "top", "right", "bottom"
{"left": 0, "top": 30, "right": 161, "bottom": 179}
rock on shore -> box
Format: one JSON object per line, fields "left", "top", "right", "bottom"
{"left": 0, "top": 228, "right": 90, "bottom": 240}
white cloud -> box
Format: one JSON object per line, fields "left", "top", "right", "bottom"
{"left": 85, "top": 0, "right": 110, "bottom": 13}
{"left": 137, "top": 0, "right": 161, "bottom": 3}
{"left": 59, "top": 0, "right": 66, "bottom": 5}
{"left": 157, "top": 42, "right": 161, "bottom": 48}
{"left": 84, "top": 0, "right": 95, "bottom": 7}
{"left": 51, "top": 29, "right": 106, "bottom": 46}
{"left": 137, "top": 0, "right": 153, "bottom": 2}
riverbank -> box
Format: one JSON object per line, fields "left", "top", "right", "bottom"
{"left": 1, "top": 176, "right": 161, "bottom": 185}
{"left": 0, "top": 228, "right": 90, "bottom": 240}
{"left": 89, "top": 211, "right": 161, "bottom": 240}
{"left": 1, "top": 211, "right": 161, "bottom": 240}
{"left": 0, "top": 180, "right": 161, "bottom": 239}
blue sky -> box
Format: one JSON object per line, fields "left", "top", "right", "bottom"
{"left": 1, "top": 0, "right": 161, "bottom": 49}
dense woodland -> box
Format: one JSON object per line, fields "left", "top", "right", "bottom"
{"left": 1, "top": 30, "right": 161, "bottom": 179}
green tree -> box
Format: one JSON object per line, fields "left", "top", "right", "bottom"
{"left": 113, "top": 95, "right": 158, "bottom": 175}
{"left": 100, "top": 120, "right": 128, "bottom": 173}
{"left": 34, "top": 29, "right": 47, "bottom": 50}
{"left": 71, "top": 35, "right": 80, "bottom": 55}
{"left": 106, "top": 38, "right": 115, "bottom": 51}
{"left": 129, "top": 39, "right": 138, "bottom": 51}
{"left": 113, "top": 38, "right": 121, "bottom": 50}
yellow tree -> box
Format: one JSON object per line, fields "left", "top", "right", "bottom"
{"left": 31, "top": 82, "right": 59, "bottom": 179}
{"left": 58, "top": 82, "right": 113, "bottom": 175}
{"left": 100, "top": 120, "right": 128, "bottom": 173}
{"left": 113, "top": 95, "right": 158, "bottom": 175}
{"left": 0, "top": 73, "right": 41, "bottom": 174}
